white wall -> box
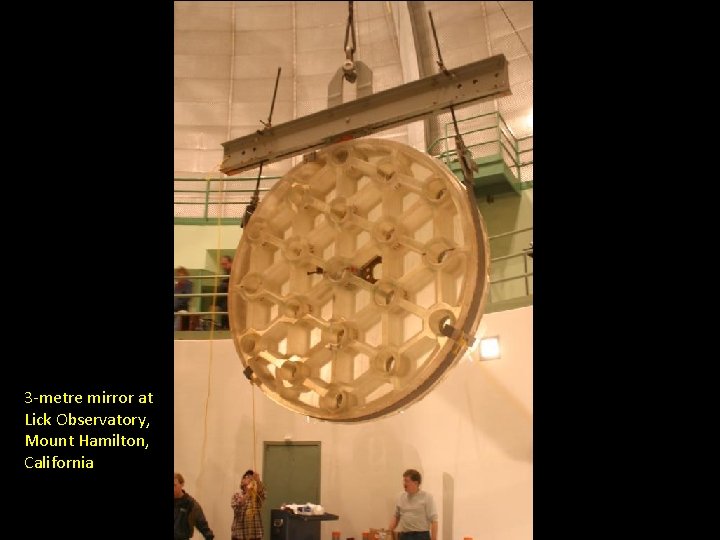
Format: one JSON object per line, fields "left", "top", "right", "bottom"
{"left": 175, "top": 306, "right": 532, "bottom": 540}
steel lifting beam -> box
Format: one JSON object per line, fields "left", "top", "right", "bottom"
{"left": 219, "top": 54, "right": 510, "bottom": 175}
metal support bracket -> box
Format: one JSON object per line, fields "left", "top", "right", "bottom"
{"left": 220, "top": 54, "right": 510, "bottom": 175}
{"left": 328, "top": 59, "right": 373, "bottom": 108}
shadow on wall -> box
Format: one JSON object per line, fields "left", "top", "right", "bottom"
{"left": 347, "top": 428, "right": 421, "bottom": 530}
{"left": 458, "top": 364, "right": 532, "bottom": 463}
{"left": 442, "top": 472, "right": 454, "bottom": 540}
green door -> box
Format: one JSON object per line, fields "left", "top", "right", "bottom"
{"left": 262, "top": 442, "right": 321, "bottom": 540}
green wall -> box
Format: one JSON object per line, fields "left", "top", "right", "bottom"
{"left": 174, "top": 225, "right": 243, "bottom": 269}
{"left": 477, "top": 189, "right": 533, "bottom": 306}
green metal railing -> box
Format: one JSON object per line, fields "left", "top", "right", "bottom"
{"left": 487, "top": 226, "right": 533, "bottom": 310}
{"left": 174, "top": 113, "right": 532, "bottom": 222}
{"left": 427, "top": 111, "right": 533, "bottom": 185}
{"left": 174, "top": 177, "right": 279, "bottom": 224}
{"left": 174, "top": 273, "right": 229, "bottom": 332}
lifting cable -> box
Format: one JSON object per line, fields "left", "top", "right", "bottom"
{"left": 496, "top": 1, "right": 533, "bottom": 62}
{"left": 428, "top": 10, "right": 478, "bottom": 190}
{"left": 344, "top": 1, "right": 357, "bottom": 67}
{"left": 242, "top": 66, "right": 282, "bottom": 229}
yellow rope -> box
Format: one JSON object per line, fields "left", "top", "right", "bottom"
{"left": 245, "top": 387, "right": 261, "bottom": 519}
{"left": 195, "top": 163, "right": 261, "bottom": 501}
{"left": 252, "top": 382, "right": 257, "bottom": 471}
{"left": 200, "top": 165, "right": 228, "bottom": 470}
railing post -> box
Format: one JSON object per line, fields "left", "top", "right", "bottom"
{"left": 203, "top": 179, "right": 211, "bottom": 221}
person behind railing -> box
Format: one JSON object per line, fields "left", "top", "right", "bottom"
{"left": 212, "top": 255, "right": 232, "bottom": 330}
{"left": 174, "top": 266, "right": 193, "bottom": 331}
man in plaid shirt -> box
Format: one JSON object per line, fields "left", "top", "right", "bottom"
{"left": 231, "top": 469, "right": 267, "bottom": 540}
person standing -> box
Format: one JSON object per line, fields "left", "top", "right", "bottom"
{"left": 174, "top": 266, "right": 193, "bottom": 330}
{"left": 215, "top": 255, "right": 233, "bottom": 329}
{"left": 388, "top": 469, "right": 438, "bottom": 540}
{"left": 231, "top": 469, "right": 266, "bottom": 540}
{"left": 174, "top": 472, "right": 215, "bottom": 540}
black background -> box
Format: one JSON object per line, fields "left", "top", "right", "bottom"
{"left": 8, "top": 3, "right": 171, "bottom": 538}
{"left": 532, "top": 3, "right": 680, "bottom": 535}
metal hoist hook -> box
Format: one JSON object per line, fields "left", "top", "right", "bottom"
{"left": 328, "top": 1, "right": 373, "bottom": 108}
{"left": 343, "top": 0, "right": 357, "bottom": 82}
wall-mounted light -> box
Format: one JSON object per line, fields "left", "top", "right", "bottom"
{"left": 479, "top": 336, "right": 500, "bottom": 360}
